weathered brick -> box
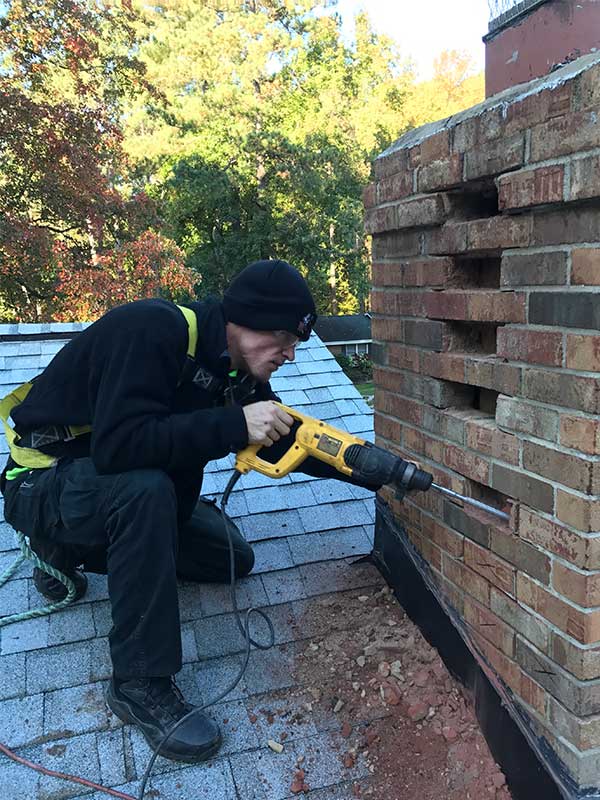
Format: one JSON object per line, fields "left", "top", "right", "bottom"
{"left": 500, "top": 250, "right": 568, "bottom": 287}
{"left": 465, "top": 417, "right": 520, "bottom": 466}
{"left": 498, "top": 165, "right": 564, "bottom": 210}
{"left": 421, "top": 514, "right": 464, "bottom": 558}
{"left": 426, "top": 222, "right": 468, "bottom": 255}
{"left": 403, "top": 319, "right": 446, "bottom": 349}
{"left": 422, "top": 376, "right": 473, "bottom": 409}
{"left": 520, "top": 672, "right": 548, "bottom": 716}
{"left": 464, "top": 595, "right": 515, "bottom": 656}
{"left": 530, "top": 292, "right": 600, "bottom": 331}
{"left": 572, "top": 248, "right": 600, "bottom": 286}
{"left": 552, "top": 631, "right": 600, "bottom": 680}
{"left": 442, "top": 552, "right": 490, "bottom": 606}
{"left": 490, "top": 528, "right": 551, "bottom": 585}
{"left": 566, "top": 334, "right": 600, "bottom": 371}
{"left": 395, "top": 193, "right": 450, "bottom": 231}
{"left": 444, "top": 501, "right": 490, "bottom": 547}
{"left": 371, "top": 316, "right": 404, "bottom": 342}
{"left": 516, "top": 636, "right": 600, "bottom": 714}
{"left": 426, "top": 290, "right": 526, "bottom": 323}
{"left": 464, "top": 357, "right": 521, "bottom": 395}
{"left": 530, "top": 110, "right": 600, "bottom": 161}
{"left": 557, "top": 491, "right": 600, "bottom": 533}
{"left": 570, "top": 154, "right": 600, "bottom": 202}
{"left": 517, "top": 573, "right": 600, "bottom": 645}
{"left": 553, "top": 562, "right": 600, "bottom": 609}
{"left": 372, "top": 230, "right": 422, "bottom": 259}
{"left": 373, "top": 148, "right": 407, "bottom": 180}
{"left": 560, "top": 414, "right": 600, "bottom": 456}
{"left": 496, "top": 395, "right": 559, "bottom": 442}
{"left": 504, "top": 82, "right": 572, "bottom": 135}
{"left": 370, "top": 289, "right": 426, "bottom": 317}
{"left": 420, "top": 350, "right": 467, "bottom": 383}
{"left": 490, "top": 464, "right": 554, "bottom": 514}
{"left": 533, "top": 206, "right": 600, "bottom": 246}
{"left": 464, "top": 539, "right": 515, "bottom": 595}
{"left": 424, "top": 291, "right": 468, "bottom": 320}
{"left": 490, "top": 587, "right": 550, "bottom": 653}
{"left": 420, "top": 129, "right": 451, "bottom": 164}
{"left": 376, "top": 171, "right": 413, "bottom": 204}
{"left": 518, "top": 506, "right": 600, "bottom": 570}
{"left": 388, "top": 343, "right": 420, "bottom": 372}
{"left": 364, "top": 204, "right": 397, "bottom": 235}
{"left": 467, "top": 216, "right": 532, "bottom": 252}
{"left": 363, "top": 182, "right": 376, "bottom": 209}
{"left": 376, "top": 390, "right": 423, "bottom": 427}
{"left": 371, "top": 257, "right": 455, "bottom": 288}
{"left": 417, "top": 153, "right": 463, "bottom": 193}
{"left": 523, "top": 441, "right": 595, "bottom": 493}
{"left": 464, "top": 133, "right": 525, "bottom": 180}
{"left": 443, "top": 443, "right": 490, "bottom": 484}
{"left": 496, "top": 326, "right": 563, "bottom": 367}
{"left": 523, "top": 368, "right": 600, "bottom": 414}
{"left": 547, "top": 695, "right": 600, "bottom": 751}
{"left": 472, "top": 631, "right": 520, "bottom": 693}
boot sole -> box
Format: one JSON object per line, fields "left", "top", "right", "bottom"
{"left": 105, "top": 683, "right": 222, "bottom": 764}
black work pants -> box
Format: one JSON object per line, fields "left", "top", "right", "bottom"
{"left": 2, "top": 457, "right": 254, "bottom": 678}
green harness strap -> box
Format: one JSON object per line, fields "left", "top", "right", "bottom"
{"left": 0, "top": 304, "right": 198, "bottom": 626}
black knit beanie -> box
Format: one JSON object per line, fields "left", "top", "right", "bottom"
{"left": 223, "top": 260, "right": 317, "bottom": 342}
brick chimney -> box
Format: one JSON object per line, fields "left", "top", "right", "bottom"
{"left": 485, "top": 0, "right": 600, "bottom": 96}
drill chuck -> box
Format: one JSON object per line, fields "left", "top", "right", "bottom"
{"left": 344, "top": 442, "right": 433, "bottom": 495}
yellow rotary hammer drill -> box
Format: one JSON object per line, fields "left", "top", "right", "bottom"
{"left": 234, "top": 403, "right": 509, "bottom": 522}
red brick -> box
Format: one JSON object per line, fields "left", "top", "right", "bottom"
{"left": 422, "top": 515, "right": 464, "bottom": 559}
{"left": 523, "top": 368, "right": 600, "bottom": 414}
{"left": 402, "top": 258, "right": 455, "bottom": 288}
{"left": 417, "top": 154, "right": 463, "bottom": 193}
{"left": 556, "top": 491, "right": 600, "bottom": 533}
{"left": 560, "top": 415, "right": 600, "bottom": 456}
{"left": 504, "top": 83, "right": 572, "bottom": 135}
{"left": 373, "top": 148, "right": 407, "bottom": 180}
{"left": 464, "top": 595, "right": 515, "bottom": 656}
{"left": 467, "top": 215, "right": 532, "bottom": 251}
{"left": 553, "top": 563, "right": 600, "bottom": 609}
{"left": 517, "top": 572, "right": 600, "bottom": 644}
{"left": 375, "top": 390, "right": 424, "bottom": 427}
{"left": 467, "top": 291, "right": 526, "bottom": 323}
{"left": 530, "top": 111, "right": 600, "bottom": 161}
{"left": 372, "top": 230, "right": 422, "bottom": 259}
{"left": 524, "top": 441, "right": 595, "bottom": 493}
{"left": 370, "top": 316, "right": 404, "bottom": 341}
{"left": 396, "top": 193, "right": 450, "bottom": 230}
{"left": 566, "top": 334, "right": 600, "bottom": 372}
{"left": 498, "top": 165, "right": 564, "bottom": 211}
{"left": 464, "top": 133, "right": 525, "bottom": 180}
{"left": 388, "top": 343, "right": 420, "bottom": 372}
{"left": 570, "top": 154, "right": 600, "bottom": 202}
{"left": 374, "top": 413, "right": 404, "bottom": 445}
{"left": 426, "top": 222, "right": 468, "bottom": 255}
{"left": 424, "top": 291, "right": 468, "bottom": 320}
{"left": 465, "top": 356, "right": 521, "bottom": 395}
{"left": 496, "top": 326, "right": 563, "bottom": 367}
{"left": 370, "top": 289, "right": 425, "bottom": 317}
{"left": 520, "top": 673, "right": 547, "bottom": 716}
{"left": 500, "top": 251, "right": 568, "bottom": 287}
{"left": 471, "top": 631, "right": 520, "bottom": 693}
{"left": 377, "top": 171, "right": 413, "bottom": 204}
{"left": 420, "top": 130, "right": 450, "bottom": 164}
{"left": 465, "top": 418, "right": 520, "bottom": 466}
{"left": 443, "top": 443, "right": 490, "bottom": 484}
{"left": 551, "top": 632, "right": 600, "bottom": 680}
{"left": 464, "top": 540, "right": 515, "bottom": 596}
{"left": 518, "top": 507, "right": 598, "bottom": 570}
{"left": 420, "top": 351, "right": 466, "bottom": 383}
{"left": 533, "top": 206, "right": 600, "bottom": 246}
{"left": 572, "top": 248, "right": 600, "bottom": 286}
{"left": 364, "top": 205, "right": 397, "bottom": 235}
{"left": 442, "top": 552, "right": 490, "bottom": 606}
{"left": 403, "top": 426, "right": 424, "bottom": 455}
{"left": 362, "top": 183, "right": 376, "bottom": 209}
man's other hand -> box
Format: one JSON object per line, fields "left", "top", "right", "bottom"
{"left": 243, "top": 401, "right": 293, "bottom": 447}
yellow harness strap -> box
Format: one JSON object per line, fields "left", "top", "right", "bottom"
{"left": 1, "top": 305, "right": 198, "bottom": 470}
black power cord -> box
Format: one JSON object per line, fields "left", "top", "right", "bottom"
{"left": 136, "top": 469, "right": 275, "bottom": 800}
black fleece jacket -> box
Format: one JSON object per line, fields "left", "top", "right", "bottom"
{"left": 11, "top": 299, "right": 375, "bottom": 517}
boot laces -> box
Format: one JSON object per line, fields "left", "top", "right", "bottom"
{"left": 149, "top": 677, "right": 190, "bottom": 720}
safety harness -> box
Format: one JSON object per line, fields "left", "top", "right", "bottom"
{"left": 0, "top": 305, "right": 199, "bottom": 475}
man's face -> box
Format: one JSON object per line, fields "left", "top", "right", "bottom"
{"left": 226, "top": 323, "right": 298, "bottom": 382}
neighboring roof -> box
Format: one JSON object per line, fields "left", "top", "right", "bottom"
{"left": 313, "top": 315, "right": 371, "bottom": 345}
{"left": 0, "top": 323, "right": 377, "bottom": 799}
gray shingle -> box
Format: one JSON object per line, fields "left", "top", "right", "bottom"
{"left": 0, "top": 652, "right": 26, "bottom": 699}
{"left": 299, "top": 559, "right": 384, "bottom": 597}
{"left": 310, "top": 480, "right": 357, "bottom": 505}
{"left": 239, "top": 509, "right": 304, "bottom": 542}
{"left": 272, "top": 389, "right": 309, "bottom": 406}
{"left": 97, "top": 728, "right": 128, "bottom": 788}
{"left": 288, "top": 528, "right": 372, "bottom": 565}
{"left": 47, "top": 603, "right": 96, "bottom": 647}
{"left": 305, "top": 387, "right": 334, "bottom": 403}
{"left": 44, "top": 682, "right": 113, "bottom": 737}
{"left": 26, "top": 642, "right": 92, "bottom": 694}
{"left": 298, "top": 500, "right": 374, "bottom": 533}
{"left": 181, "top": 622, "right": 199, "bottom": 663}
{"left": 210, "top": 698, "right": 260, "bottom": 755}
{"left": 1, "top": 614, "right": 49, "bottom": 654}
{"left": 0, "top": 693, "right": 44, "bottom": 747}
{"left": 251, "top": 539, "right": 294, "bottom": 573}
{"left": 261, "top": 567, "right": 307, "bottom": 605}
{"left": 243, "top": 643, "right": 296, "bottom": 695}
{"left": 31, "top": 731, "right": 101, "bottom": 800}
{"left": 0, "top": 749, "right": 40, "bottom": 799}
{"left": 195, "top": 574, "right": 269, "bottom": 617}
{"left": 194, "top": 603, "right": 295, "bottom": 659}
{"left": 0, "top": 577, "right": 29, "bottom": 616}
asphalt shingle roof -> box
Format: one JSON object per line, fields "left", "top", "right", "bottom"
{"left": 0, "top": 323, "right": 379, "bottom": 800}
{"left": 313, "top": 315, "right": 371, "bottom": 344}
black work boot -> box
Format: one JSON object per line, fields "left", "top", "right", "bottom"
{"left": 105, "top": 676, "right": 222, "bottom": 763}
{"left": 33, "top": 566, "right": 88, "bottom": 602}
{"left": 30, "top": 537, "right": 88, "bottom": 602}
